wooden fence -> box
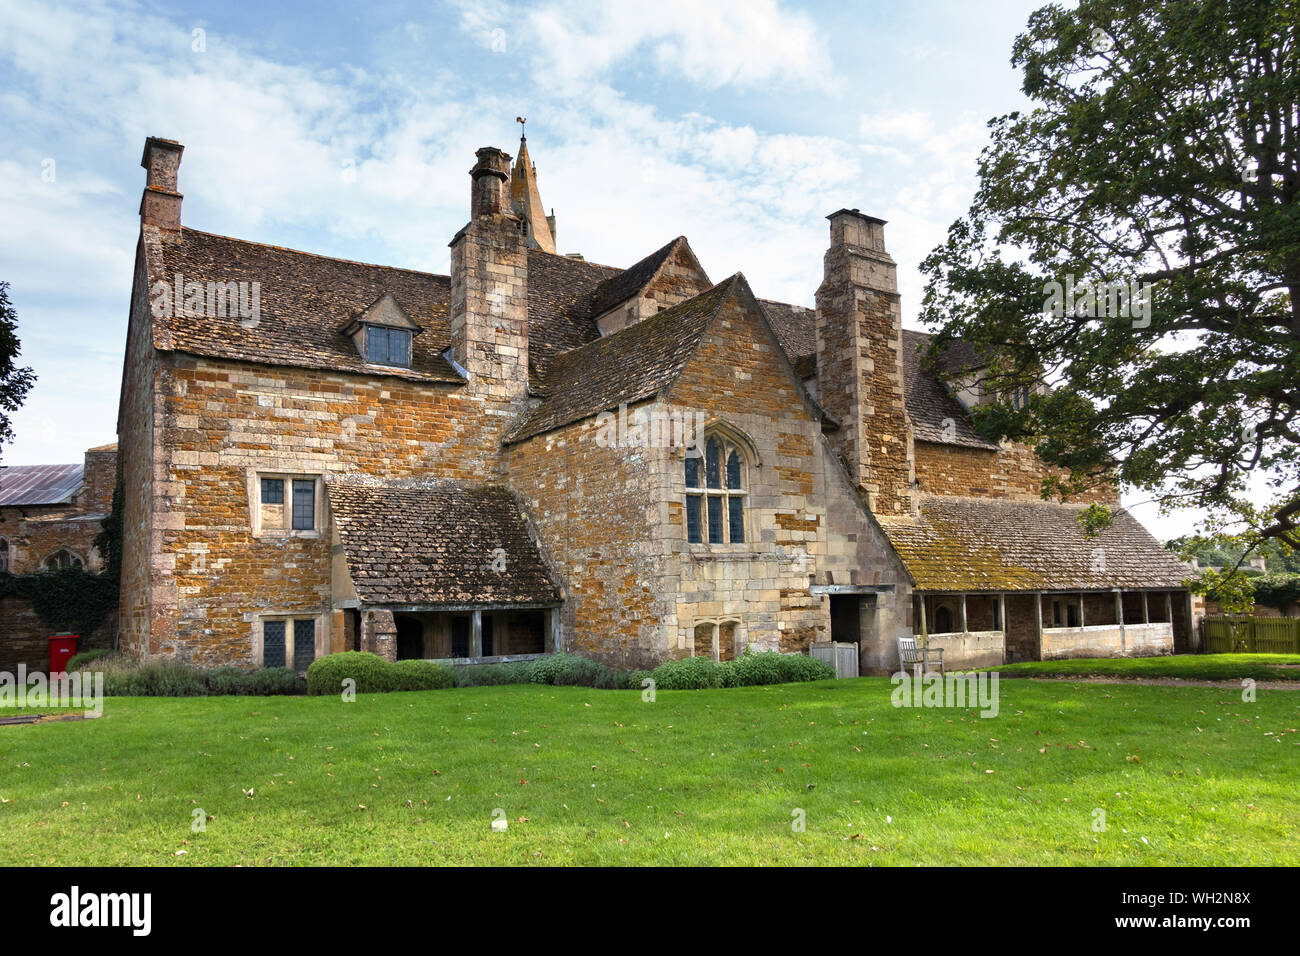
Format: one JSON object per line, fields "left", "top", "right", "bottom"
{"left": 1203, "top": 616, "right": 1300, "bottom": 654}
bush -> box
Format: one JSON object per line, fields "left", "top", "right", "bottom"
{"left": 306, "top": 651, "right": 395, "bottom": 695}
{"left": 67, "top": 648, "right": 120, "bottom": 672}
{"left": 205, "top": 666, "right": 251, "bottom": 696}
{"left": 728, "top": 650, "right": 785, "bottom": 686}
{"left": 649, "top": 655, "right": 724, "bottom": 690}
{"left": 646, "top": 650, "right": 834, "bottom": 690}
{"left": 247, "top": 667, "right": 307, "bottom": 695}
{"left": 117, "top": 661, "right": 209, "bottom": 697}
{"left": 391, "top": 659, "right": 455, "bottom": 691}
{"left": 454, "top": 661, "right": 535, "bottom": 687}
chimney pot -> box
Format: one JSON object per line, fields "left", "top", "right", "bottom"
{"left": 140, "top": 136, "right": 184, "bottom": 234}
{"left": 470, "top": 146, "right": 512, "bottom": 219}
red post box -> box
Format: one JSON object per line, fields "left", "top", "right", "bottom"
{"left": 48, "top": 634, "right": 79, "bottom": 674}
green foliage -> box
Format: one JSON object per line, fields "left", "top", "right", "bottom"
{"left": 1191, "top": 567, "right": 1257, "bottom": 615}
{"left": 649, "top": 655, "right": 724, "bottom": 689}
{"left": 0, "top": 569, "right": 118, "bottom": 638}
{"left": 390, "top": 659, "right": 456, "bottom": 691}
{"left": 1249, "top": 572, "right": 1300, "bottom": 610}
{"left": 919, "top": 0, "right": 1300, "bottom": 551}
{"left": 453, "top": 661, "right": 536, "bottom": 687}
{"left": 88, "top": 657, "right": 305, "bottom": 697}
{"left": 306, "top": 651, "right": 395, "bottom": 695}
{"left": 652, "top": 650, "right": 835, "bottom": 690}
{"left": 0, "top": 281, "right": 36, "bottom": 464}
{"left": 66, "top": 648, "right": 119, "bottom": 671}
{"left": 93, "top": 476, "right": 125, "bottom": 586}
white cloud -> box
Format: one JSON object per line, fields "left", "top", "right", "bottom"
{"left": 458, "top": 0, "right": 834, "bottom": 93}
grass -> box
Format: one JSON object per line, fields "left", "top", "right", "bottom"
{"left": 995, "top": 652, "right": 1300, "bottom": 682}
{"left": 1, "top": 676, "right": 1297, "bottom": 865}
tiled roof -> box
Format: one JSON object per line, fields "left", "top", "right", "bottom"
{"left": 506, "top": 276, "right": 740, "bottom": 444}
{"left": 526, "top": 249, "right": 620, "bottom": 378}
{"left": 879, "top": 494, "right": 1192, "bottom": 592}
{"left": 148, "top": 228, "right": 463, "bottom": 383}
{"left": 327, "top": 477, "right": 561, "bottom": 607}
{"left": 582, "top": 237, "right": 686, "bottom": 319}
{"left": 756, "top": 301, "right": 996, "bottom": 449}
{"left": 0, "top": 463, "right": 83, "bottom": 507}
{"left": 901, "top": 330, "right": 999, "bottom": 449}
{"left": 759, "top": 299, "right": 818, "bottom": 378}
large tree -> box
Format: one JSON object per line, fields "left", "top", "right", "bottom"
{"left": 0, "top": 282, "right": 36, "bottom": 465}
{"left": 919, "top": 0, "right": 1299, "bottom": 559}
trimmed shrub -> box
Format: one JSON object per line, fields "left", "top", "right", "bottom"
{"left": 454, "top": 661, "right": 535, "bottom": 687}
{"left": 650, "top": 655, "right": 724, "bottom": 690}
{"left": 306, "top": 651, "right": 395, "bottom": 695}
{"left": 391, "top": 659, "right": 455, "bottom": 691}
{"left": 772, "top": 652, "right": 835, "bottom": 684}
{"left": 119, "top": 661, "right": 209, "bottom": 697}
{"left": 205, "top": 666, "right": 251, "bottom": 696}
{"left": 248, "top": 667, "right": 307, "bottom": 695}
{"left": 67, "top": 648, "right": 120, "bottom": 672}
{"left": 627, "top": 669, "right": 654, "bottom": 692}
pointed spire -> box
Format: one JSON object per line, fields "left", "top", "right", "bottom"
{"left": 510, "top": 126, "right": 557, "bottom": 253}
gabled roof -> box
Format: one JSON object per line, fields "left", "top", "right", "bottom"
{"left": 0, "top": 463, "right": 83, "bottom": 507}
{"left": 582, "top": 236, "right": 706, "bottom": 320}
{"left": 505, "top": 276, "right": 739, "bottom": 444}
{"left": 339, "top": 292, "right": 423, "bottom": 337}
{"left": 878, "top": 495, "right": 1191, "bottom": 592}
{"left": 327, "top": 477, "right": 561, "bottom": 607}
{"left": 146, "top": 228, "right": 463, "bottom": 383}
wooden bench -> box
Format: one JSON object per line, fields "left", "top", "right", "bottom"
{"left": 897, "top": 635, "right": 944, "bottom": 675}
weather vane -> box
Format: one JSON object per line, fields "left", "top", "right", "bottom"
{"left": 516, "top": 116, "right": 526, "bottom": 138}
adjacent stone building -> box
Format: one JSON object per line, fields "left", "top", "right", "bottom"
{"left": 0, "top": 443, "right": 118, "bottom": 670}
{"left": 114, "top": 133, "right": 1194, "bottom": 675}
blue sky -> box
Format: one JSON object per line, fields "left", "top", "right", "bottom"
{"left": 0, "top": 0, "right": 1192, "bottom": 538}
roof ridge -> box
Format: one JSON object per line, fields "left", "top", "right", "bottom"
{"left": 178, "top": 227, "right": 452, "bottom": 281}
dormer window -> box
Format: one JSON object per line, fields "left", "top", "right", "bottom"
{"left": 341, "top": 292, "right": 421, "bottom": 371}
{"left": 366, "top": 326, "right": 412, "bottom": 368}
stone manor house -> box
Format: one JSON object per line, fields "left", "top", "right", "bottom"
{"left": 114, "top": 133, "right": 1196, "bottom": 675}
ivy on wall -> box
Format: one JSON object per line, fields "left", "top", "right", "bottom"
{"left": 0, "top": 567, "right": 118, "bottom": 636}
{"left": 0, "top": 477, "right": 124, "bottom": 637}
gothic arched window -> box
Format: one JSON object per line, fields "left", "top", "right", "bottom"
{"left": 44, "top": 549, "right": 84, "bottom": 571}
{"left": 685, "top": 434, "right": 747, "bottom": 544}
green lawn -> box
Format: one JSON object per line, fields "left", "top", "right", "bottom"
{"left": 995, "top": 652, "right": 1300, "bottom": 682}
{"left": 1, "top": 676, "right": 1297, "bottom": 865}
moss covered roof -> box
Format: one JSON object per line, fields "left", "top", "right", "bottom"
{"left": 879, "top": 495, "right": 1192, "bottom": 592}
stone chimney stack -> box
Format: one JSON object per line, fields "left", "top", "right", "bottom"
{"left": 139, "top": 137, "right": 184, "bottom": 235}
{"left": 470, "top": 147, "right": 512, "bottom": 219}
{"left": 815, "top": 209, "right": 915, "bottom": 516}
{"left": 449, "top": 146, "right": 530, "bottom": 406}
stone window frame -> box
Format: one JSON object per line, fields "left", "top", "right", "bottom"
{"left": 248, "top": 469, "right": 324, "bottom": 538}
{"left": 691, "top": 618, "right": 745, "bottom": 662}
{"left": 684, "top": 424, "right": 759, "bottom": 550}
{"left": 364, "top": 324, "right": 413, "bottom": 369}
{"left": 0, "top": 536, "right": 8, "bottom": 573}
{"left": 43, "top": 548, "right": 85, "bottom": 571}
{"left": 251, "top": 612, "right": 326, "bottom": 672}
